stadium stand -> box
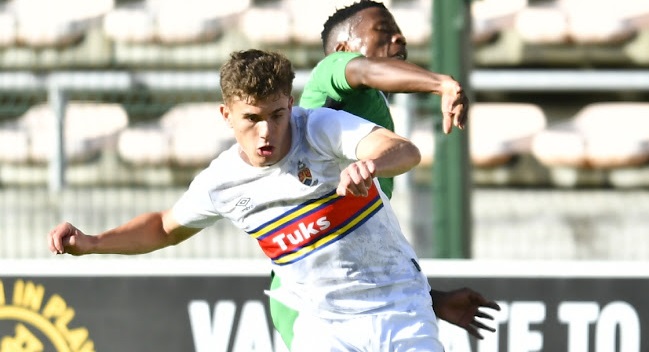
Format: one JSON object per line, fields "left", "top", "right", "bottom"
{"left": 2, "top": 0, "right": 649, "bottom": 261}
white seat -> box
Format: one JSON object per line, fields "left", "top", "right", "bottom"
{"left": 288, "top": 0, "right": 353, "bottom": 45}
{"left": 103, "top": 2, "right": 156, "bottom": 44}
{"left": 471, "top": 0, "right": 526, "bottom": 45}
{"left": 531, "top": 122, "right": 588, "bottom": 168}
{"left": 514, "top": 4, "right": 570, "bottom": 44}
{"left": 155, "top": 0, "right": 249, "bottom": 44}
{"left": 561, "top": 0, "right": 649, "bottom": 44}
{"left": 575, "top": 102, "right": 649, "bottom": 168}
{"left": 117, "top": 124, "right": 171, "bottom": 165}
{"left": 105, "top": 0, "right": 250, "bottom": 44}
{"left": 118, "top": 103, "right": 233, "bottom": 167}
{"left": 390, "top": 103, "right": 434, "bottom": 166}
{"left": 12, "top": 0, "right": 114, "bottom": 47}
{"left": 532, "top": 102, "right": 649, "bottom": 169}
{"left": 239, "top": 7, "right": 291, "bottom": 45}
{"left": 161, "top": 103, "right": 234, "bottom": 166}
{"left": 21, "top": 102, "right": 128, "bottom": 164}
{"left": 390, "top": 0, "right": 430, "bottom": 46}
{"left": 469, "top": 102, "right": 547, "bottom": 167}
{"left": 0, "top": 10, "right": 17, "bottom": 46}
{"left": 409, "top": 119, "right": 435, "bottom": 167}
{"left": 0, "top": 125, "right": 29, "bottom": 163}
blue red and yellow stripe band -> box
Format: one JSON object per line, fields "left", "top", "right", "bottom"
{"left": 247, "top": 184, "right": 384, "bottom": 265}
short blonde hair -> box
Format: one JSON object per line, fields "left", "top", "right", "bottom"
{"left": 220, "top": 49, "right": 295, "bottom": 104}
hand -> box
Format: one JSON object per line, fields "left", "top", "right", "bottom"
{"left": 432, "top": 287, "right": 501, "bottom": 339}
{"left": 337, "top": 160, "right": 376, "bottom": 197}
{"left": 48, "top": 222, "right": 91, "bottom": 256}
{"left": 440, "top": 79, "right": 468, "bottom": 134}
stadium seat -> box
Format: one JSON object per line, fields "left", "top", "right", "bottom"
{"left": 389, "top": 0, "right": 430, "bottom": 46}
{"left": 471, "top": 0, "right": 526, "bottom": 45}
{"left": 238, "top": 5, "right": 291, "bottom": 45}
{"left": 514, "top": 3, "right": 570, "bottom": 44}
{"left": 532, "top": 102, "right": 649, "bottom": 169}
{"left": 118, "top": 103, "right": 234, "bottom": 167}
{"left": 287, "top": 0, "right": 343, "bottom": 45}
{"left": 531, "top": 122, "right": 588, "bottom": 168}
{"left": 0, "top": 7, "right": 16, "bottom": 46}
{"left": 20, "top": 102, "right": 128, "bottom": 164}
{"left": 575, "top": 102, "right": 649, "bottom": 168}
{"left": 469, "top": 102, "right": 547, "bottom": 168}
{"left": 154, "top": 0, "right": 247, "bottom": 44}
{"left": 117, "top": 123, "right": 171, "bottom": 165}
{"left": 105, "top": 0, "right": 250, "bottom": 44}
{"left": 390, "top": 103, "right": 434, "bottom": 167}
{"left": 102, "top": 2, "right": 156, "bottom": 44}
{"left": 11, "top": 0, "right": 114, "bottom": 47}
{"left": 0, "top": 123, "right": 29, "bottom": 163}
{"left": 561, "top": 0, "right": 649, "bottom": 44}
{"left": 408, "top": 119, "right": 435, "bottom": 167}
{"left": 161, "top": 103, "right": 234, "bottom": 166}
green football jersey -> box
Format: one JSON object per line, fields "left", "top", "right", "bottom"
{"left": 300, "top": 51, "right": 395, "bottom": 198}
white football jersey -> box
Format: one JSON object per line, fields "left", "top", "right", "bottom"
{"left": 172, "top": 106, "right": 431, "bottom": 318}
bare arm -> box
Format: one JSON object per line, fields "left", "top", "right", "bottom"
{"left": 345, "top": 56, "right": 467, "bottom": 134}
{"left": 48, "top": 210, "right": 201, "bottom": 256}
{"left": 337, "top": 126, "right": 420, "bottom": 197}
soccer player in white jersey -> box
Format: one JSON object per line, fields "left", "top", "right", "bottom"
{"left": 49, "top": 49, "right": 447, "bottom": 351}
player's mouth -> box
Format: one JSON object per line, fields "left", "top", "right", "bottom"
{"left": 258, "top": 145, "right": 274, "bottom": 157}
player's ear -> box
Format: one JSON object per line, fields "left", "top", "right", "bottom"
{"left": 219, "top": 104, "right": 232, "bottom": 128}
{"left": 334, "top": 41, "right": 351, "bottom": 52}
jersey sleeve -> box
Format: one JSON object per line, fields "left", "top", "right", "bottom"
{"left": 299, "top": 52, "right": 363, "bottom": 108}
{"left": 306, "top": 107, "right": 377, "bottom": 161}
{"left": 171, "top": 169, "right": 222, "bottom": 229}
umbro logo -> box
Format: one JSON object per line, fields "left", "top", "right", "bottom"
{"left": 236, "top": 198, "right": 250, "bottom": 207}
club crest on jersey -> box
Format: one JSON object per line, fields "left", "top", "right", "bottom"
{"left": 297, "top": 161, "right": 317, "bottom": 186}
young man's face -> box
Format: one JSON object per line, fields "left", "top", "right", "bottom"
{"left": 220, "top": 94, "right": 293, "bottom": 167}
{"left": 347, "top": 7, "right": 407, "bottom": 60}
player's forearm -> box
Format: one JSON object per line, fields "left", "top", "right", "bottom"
{"left": 359, "top": 129, "right": 421, "bottom": 177}
{"left": 91, "top": 212, "right": 176, "bottom": 255}
{"left": 346, "top": 57, "right": 454, "bottom": 94}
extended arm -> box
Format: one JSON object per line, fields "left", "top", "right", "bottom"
{"left": 345, "top": 56, "right": 467, "bottom": 134}
{"left": 48, "top": 210, "right": 201, "bottom": 256}
{"left": 337, "top": 126, "right": 420, "bottom": 196}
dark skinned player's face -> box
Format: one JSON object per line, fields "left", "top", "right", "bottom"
{"left": 346, "top": 7, "right": 408, "bottom": 60}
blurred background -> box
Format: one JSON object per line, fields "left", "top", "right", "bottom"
{"left": 1, "top": 0, "right": 649, "bottom": 261}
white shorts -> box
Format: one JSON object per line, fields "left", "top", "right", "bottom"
{"left": 290, "top": 302, "right": 444, "bottom": 352}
